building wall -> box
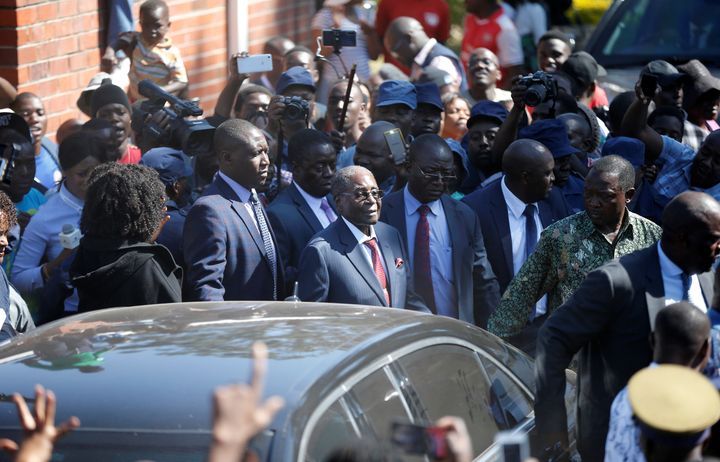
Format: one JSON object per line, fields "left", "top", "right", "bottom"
{"left": 0, "top": 0, "right": 317, "bottom": 139}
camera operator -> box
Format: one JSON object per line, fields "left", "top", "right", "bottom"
{"left": 266, "top": 67, "right": 316, "bottom": 182}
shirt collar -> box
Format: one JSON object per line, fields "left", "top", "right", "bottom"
{"left": 501, "top": 176, "right": 534, "bottom": 219}
{"left": 414, "top": 38, "right": 438, "bottom": 66}
{"left": 403, "top": 185, "right": 442, "bottom": 217}
{"left": 59, "top": 183, "right": 84, "bottom": 213}
{"left": 341, "top": 216, "right": 377, "bottom": 244}
{"left": 294, "top": 181, "right": 323, "bottom": 209}
{"left": 657, "top": 241, "right": 684, "bottom": 277}
{"left": 583, "top": 208, "right": 634, "bottom": 240}
{"left": 218, "top": 171, "right": 252, "bottom": 202}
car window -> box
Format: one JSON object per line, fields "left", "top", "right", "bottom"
{"left": 306, "top": 398, "right": 359, "bottom": 462}
{"left": 397, "top": 344, "right": 502, "bottom": 454}
{"left": 480, "top": 357, "right": 533, "bottom": 430}
{"left": 350, "top": 367, "right": 412, "bottom": 438}
{"left": 600, "top": 0, "right": 720, "bottom": 61}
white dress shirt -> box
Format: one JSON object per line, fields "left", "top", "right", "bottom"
{"left": 218, "top": 171, "right": 258, "bottom": 229}
{"left": 342, "top": 217, "right": 388, "bottom": 276}
{"left": 657, "top": 242, "right": 707, "bottom": 312}
{"left": 411, "top": 38, "right": 462, "bottom": 88}
{"left": 501, "top": 176, "right": 547, "bottom": 315}
{"left": 294, "top": 182, "right": 334, "bottom": 229}
{"left": 403, "top": 187, "right": 456, "bottom": 318}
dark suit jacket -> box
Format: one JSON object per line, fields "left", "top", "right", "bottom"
{"left": 380, "top": 191, "right": 500, "bottom": 326}
{"left": 296, "top": 219, "right": 429, "bottom": 312}
{"left": 183, "top": 176, "right": 285, "bottom": 301}
{"left": 534, "top": 244, "right": 714, "bottom": 462}
{"left": 461, "top": 179, "right": 559, "bottom": 294}
{"left": 267, "top": 184, "right": 335, "bottom": 291}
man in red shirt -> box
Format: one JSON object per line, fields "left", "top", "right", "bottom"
{"left": 461, "top": 0, "right": 524, "bottom": 86}
{"left": 376, "top": 0, "right": 450, "bottom": 72}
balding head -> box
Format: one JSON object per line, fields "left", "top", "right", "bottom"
{"left": 408, "top": 134, "right": 454, "bottom": 203}
{"left": 502, "top": 139, "right": 555, "bottom": 204}
{"left": 654, "top": 302, "right": 710, "bottom": 369}
{"left": 384, "top": 17, "right": 429, "bottom": 68}
{"left": 661, "top": 191, "right": 720, "bottom": 274}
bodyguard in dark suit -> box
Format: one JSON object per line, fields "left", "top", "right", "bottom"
{"left": 184, "top": 119, "right": 284, "bottom": 301}
{"left": 381, "top": 134, "right": 500, "bottom": 325}
{"left": 534, "top": 191, "right": 720, "bottom": 462}
{"left": 267, "top": 129, "right": 337, "bottom": 289}
{"left": 297, "top": 166, "right": 429, "bottom": 312}
{"left": 462, "top": 139, "right": 557, "bottom": 325}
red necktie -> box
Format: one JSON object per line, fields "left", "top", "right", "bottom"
{"left": 414, "top": 205, "right": 436, "bottom": 313}
{"left": 364, "top": 238, "right": 390, "bottom": 305}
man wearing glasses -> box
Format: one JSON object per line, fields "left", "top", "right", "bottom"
{"left": 296, "top": 165, "right": 429, "bottom": 312}
{"left": 380, "top": 134, "right": 500, "bottom": 325}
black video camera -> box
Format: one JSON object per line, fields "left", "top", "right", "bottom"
{"left": 133, "top": 79, "right": 215, "bottom": 156}
{"left": 518, "top": 71, "right": 557, "bottom": 107}
{"left": 281, "top": 96, "right": 310, "bottom": 122}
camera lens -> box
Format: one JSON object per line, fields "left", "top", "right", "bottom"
{"left": 524, "top": 84, "right": 547, "bottom": 107}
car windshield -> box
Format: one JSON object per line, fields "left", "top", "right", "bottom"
{"left": 594, "top": 0, "right": 720, "bottom": 66}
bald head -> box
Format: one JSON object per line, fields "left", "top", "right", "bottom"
{"left": 654, "top": 302, "right": 710, "bottom": 367}
{"left": 265, "top": 36, "right": 294, "bottom": 56}
{"left": 214, "top": 118, "right": 262, "bottom": 154}
{"left": 384, "top": 17, "right": 428, "bottom": 67}
{"left": 662, "top": 191, "right": 720, "bottom": 236}
{"left": 409, "top": 134, "right": 452, "bottom": 164}
{"left": 503, "top": 139, "right": 553, "bottom": 178}
{"left": 358, "top": 121, "right": 395, "bottom": 146}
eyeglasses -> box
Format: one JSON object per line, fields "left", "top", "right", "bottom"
{"left": 417, "top": 167, "right": 457, "bottom": 183}
{"left": 341, "top": 188, "right": 384, "bottom": 202}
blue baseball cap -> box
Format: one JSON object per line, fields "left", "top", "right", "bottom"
{"left": 519, "top": 119, "right": 577, "bottom": 159}
{"left": 414, "top": 82, "right": 443, "bottom": 111}
{"left": 467, "top": 100, "right": 508, "bottom": 128}
{"left": 140, "top": 147, "right": 193, "bottom": 186}
{"left": 276, "top": 66, "right": 316, "bottom": 95}
{"left": 376, "top": 80, "right": 417, "bottom": 110}
{"left": 601, "top": 136, "right": 645, "bottom": 168}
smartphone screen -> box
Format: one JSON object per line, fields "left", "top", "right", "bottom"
{"left": 237, "top": 54, "right": 273, "bottom": 74}
{"left": 384, "top": 128, "right": 407, "bottom": 165}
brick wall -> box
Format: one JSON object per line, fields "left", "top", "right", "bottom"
{"left": 0, "top": 0, "right": 318, "bottom": 139}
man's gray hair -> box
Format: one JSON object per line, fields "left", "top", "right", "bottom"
{"left": 331, "top": 166, "right": 374, "bottom": 197}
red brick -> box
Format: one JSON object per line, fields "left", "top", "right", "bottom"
{"left": 57, "top": 0, "right": 78, "bottom": 18}
{"left": 35, "top": 2, "right": 58, "bottom": 22}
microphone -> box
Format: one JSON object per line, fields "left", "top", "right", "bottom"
{"left": 58, "top": 224, "right": 82, "bottom": 250}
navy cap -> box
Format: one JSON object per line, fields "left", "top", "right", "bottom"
{"left": 601, "top": 136, "right": 645, "bottom": 168}
{"left": 140, "top": 147, "right": 193, "bottom": 186}
{"left": 414, "top": 82, "right": 443, "bottom": 111}
{"left": 276, "top": 66, "right": 316, "bottom": 95}
{"left": 519, "top": 119, "right": 577, "bottom": 159}
{"left": 0, "top": 113, "right": 32, "bottom": 143}
{"left": 467, "top": 100, "right": 508, "bottom": 128}
{"left": 376, "top": 80, "right": 417, "bottom": 110}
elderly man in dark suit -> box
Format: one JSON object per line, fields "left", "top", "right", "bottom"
{"left": 535, "top": 191, "right": 720, "bottom": 462}
{"left": 380, "top": 134, "right": 499, "bottom": 325}
{"left": 267, "top": 129, "right": 337, "bottom": 291}
{"left": 296, "top": 166, "right": 428, "bottom": 312}
{"left": 462, "top": 139, "right": 558, "bottom": 326}
{"left": 183, "top": 119, "right": 284, "bottom": 301}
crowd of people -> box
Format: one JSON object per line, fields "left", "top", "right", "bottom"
{"left": 1, "top": 0, "right": 720, "bottom": 460}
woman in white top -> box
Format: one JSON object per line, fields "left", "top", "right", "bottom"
{"left": 12, "top": 131, "right": 102, "bottom": 318}
{"left": 311, "top": 0, "right": 381, "bottom": 105}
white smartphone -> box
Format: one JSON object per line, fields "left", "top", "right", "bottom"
{"left": 494, "top": 431, "right": 530, "bottom": 462}
{"left": 236, "top": 54, "right": 273, "bottom": 74}
{"left": 384, "top": 128, "right": 407, "bottom": 165}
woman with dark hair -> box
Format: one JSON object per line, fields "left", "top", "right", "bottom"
{"left": 70, "top": 163, "right": 182, "bottom": 312}
{"left": 12, "top": 132, "right": 104, "bottom": 318}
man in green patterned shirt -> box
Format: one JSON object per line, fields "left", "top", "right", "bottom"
{"left": 488, "top": 155, "right": 662, "bottom": 354}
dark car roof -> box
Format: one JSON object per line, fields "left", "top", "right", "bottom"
{"left": 0, "top": 302, "right": 524, "bottom": 441}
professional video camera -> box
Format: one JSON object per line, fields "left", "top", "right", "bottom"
{"left": 133, "top": 79, "right": 215, "bottom": 156}
{"left": 517, "top": 71, "right": 557, "bottom": 107}
{"left": 281, "top": 96, "right": 310, "bottom": 122}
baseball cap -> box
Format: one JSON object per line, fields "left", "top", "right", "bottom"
{"left": 518, "top": 119, "right": 577, "bottom": 159}
{"left": 376, "top": 80, "right": 417, "bottom": 110}
{"left": 414, "top": 83, "right": 443, "bottom": 111}
{"left": 640, "top": 60, "right": 687, "bottom": 88}
{"left": 276, "top": 66, "right": 316, "bottom": 95}
{"left": 0, "top": 112, "right": 32, "bottom": 143}
{"left": 467, "top": 100, "right": 508, "bottom": 128}
{"left": 561, "top": 51, "right": 607, "bottom": 91}
{"left": 601, "top": 136, "right": 645, "bottom": 168}
{"left": 140, "top": 147, "right": 193, "bottom": 186}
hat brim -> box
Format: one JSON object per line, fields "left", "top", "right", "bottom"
{"left": 467, "top": 114, "right": 503, "bottom": 128}
{"left": 376, "top": 99, "right": 416, "bottom": 110}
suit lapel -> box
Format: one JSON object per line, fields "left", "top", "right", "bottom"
{"left": 384, "top": 194, "right": 408, "bottom": 247}
{"left": 338, "top": 221, "right": 388, "bottom": 306}
{"left": 289, "top": 184, "right": 324, "bottom": 233}
{"left": 698, "top": 271, "right": 714, "bottom": 307}
{"left": 441, "top": 196, "right": 462, "bottom": 302}
{"left": 538, "top": 200, "right": 554, "bottom": 228}
{"left": 644, "top": 246, "right": 666, "bottom": 331}
{"left": 490, "top": 184, "right": 513, "bottom": 276}
{"left": 215, "top": 177, "right": 266, "bottom": 255}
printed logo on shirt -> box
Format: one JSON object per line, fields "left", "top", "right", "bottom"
{"left": 424, "top": 12, "right": 439, "bottom": 27}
